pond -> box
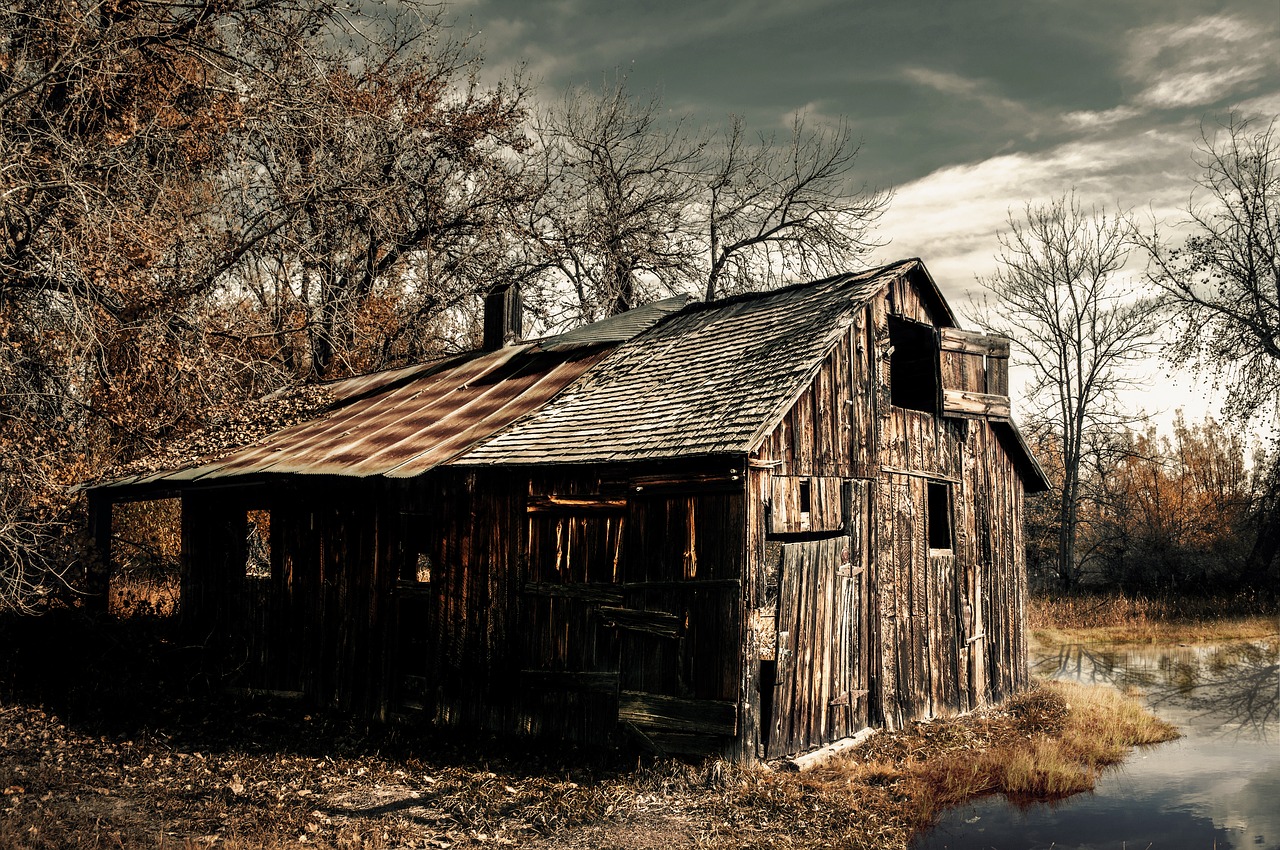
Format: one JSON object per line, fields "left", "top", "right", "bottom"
{"left": 912, "top": 639, "right": 1280, "bottom": 850}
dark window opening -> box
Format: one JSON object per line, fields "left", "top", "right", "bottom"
{"left": 889, "top": 316, "right": 939, "bottom": 412}
{"left": 400, "top": 512, "right": 433, "bottom": 584}
{"left": 927, "top": 482, "right": 952, "bottom": 551}
{"left": 245, "top": 509, "right": 272, "bottom": 579}
{"left": 798, "top": 479, "right": 812, "bottom": 514}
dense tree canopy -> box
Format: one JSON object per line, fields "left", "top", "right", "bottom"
{"left": 0, "top": 0, "right": 533, "bottom": 609}
{"left": 0, "top": 3, "right": 891, "bottom": 612}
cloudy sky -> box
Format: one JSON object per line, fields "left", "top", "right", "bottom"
{"left": 455, "top": 0, "right": 1280, "bottom": 422}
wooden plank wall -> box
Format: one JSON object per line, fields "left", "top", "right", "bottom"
{"left": 398, "top": 464, "right": 747, "bottom": 757}
{"left": 181, "top": 483, "right": 392, "bottom": 716}
{"left": 179, "top": 465, "right": 749, "bottom": 757}
{"left": 758, "top": 310, "right": 877, "bottom": 479}
{"left": 745, "top": 268, "right": 1030, "bottom": 756}
{"left": 174, "top": 269, "right": 1030, "bottom": 762}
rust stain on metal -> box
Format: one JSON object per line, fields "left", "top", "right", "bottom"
{"left": 168, "top": 344, "right": 612, "bottom": 483}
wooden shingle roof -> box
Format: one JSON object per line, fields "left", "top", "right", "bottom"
{"left": 454, "top": 262, "right": 914, "bottom": 466}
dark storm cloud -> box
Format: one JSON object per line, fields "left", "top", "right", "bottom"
{"left": 458, "top": 0, "right": 1277, "bottom": 188}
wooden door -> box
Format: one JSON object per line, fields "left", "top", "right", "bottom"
{"left": 878, "top": 473, "right": 969, "bottom": 726}
{"left": 614, "top": 490, "right": 743, "bottom": 758}
{"left": 767, "top": 523, "right": 871, "bottom": 757}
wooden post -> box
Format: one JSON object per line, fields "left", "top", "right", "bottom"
{"left": 85, "top": 489, "right": 113, "bottom": 614}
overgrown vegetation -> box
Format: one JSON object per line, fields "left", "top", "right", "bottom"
{"left": 1023, "top": 416, "right": 1278, "bottom": 596}
{"left": 1028, "top": 592, "right": 1280, "bottom": 645}
{"left": 0, "top": 0, "right": 895, "bottom": 613}
{"left": 0, "top": 611, "right": 1178, "bottom": 850}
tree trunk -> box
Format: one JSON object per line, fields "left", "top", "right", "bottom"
{"left": 1244, "top": 453, "right": 1280, "bottom": 593}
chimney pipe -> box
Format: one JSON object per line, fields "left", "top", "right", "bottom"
{"left": 483, "top": 282, "right": 522, "bottom": 351}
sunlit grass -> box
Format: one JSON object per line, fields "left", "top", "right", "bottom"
{"left": 697, "top": 680, "right": 1180, "bottom": 846}
{"left": 1029, "top": 592, "right": 1279, "bottom": 646}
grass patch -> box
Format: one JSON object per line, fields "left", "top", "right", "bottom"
{"left": 1029, "top": 592, "right": 1279, "bottom": 646}
{"left": 837, "top": 680, "right": 1177, "bottom": 833}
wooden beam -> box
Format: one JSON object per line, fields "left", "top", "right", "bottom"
{"left": 939, "top": 328, "right": 1010, "bottom": 357}
{"left": 598, "top": 607, "right": 683, "bottom": 638}
{"left": 783, "top": 727, "right": 877, "bottom": 771}
{"left": 618, "top": 691, "right": 739, "bottom": 736}
{"left": 942, "top": 388, "right": 1011, "bottom": 420}
{"left": 521, "top": 582, "right": 626, "bottom": 605}
{"left": 526, "top": 495, "right": 627, "bottom": 514}
{"left": 519, "top": 670, "right": 620, "bottom": 693}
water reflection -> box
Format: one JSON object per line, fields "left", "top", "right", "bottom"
{"left": 1033, "top": 640, "right": 1279, "bottom": 737}
{"left": 914, "top": 639, "right": 1280, "bottom": 850}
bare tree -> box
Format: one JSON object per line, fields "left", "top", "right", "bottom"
{"left": 0, "top": 0, "right": 531, "bottom": 610}
{"left": 223, "top": 7, "right": 533, "bottom": 377}
{"left": 973, "top": 195, "right": 1157, "bottom": 591}
{"left": 523, "top": 79, "right": 890, "bottom": 328}
{"left": 524, "top": 78, "right": 703, "bottom": 327}
{"left": 1135, "top": 115, "right": 1280, "bottom": 589}
{"left": 703, "top": 115, "right": 889, "bottom": 301}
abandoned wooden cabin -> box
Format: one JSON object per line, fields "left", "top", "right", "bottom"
{"left": 88, "top": 258, "right": 1049, "bottom": 762}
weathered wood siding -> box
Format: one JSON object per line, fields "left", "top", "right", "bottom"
{"left": 182, "top": 482, "right": 394, "bottom": 718}
{"left": 182, "top": 464, "right": 747, "bottom": 759}
{"left": 176, "top": 265, "right": 1030, "bottom": 763}
{"left": 747, "top": 268, "right": 1029, "bottom": 756}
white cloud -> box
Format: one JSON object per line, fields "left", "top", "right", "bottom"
{"left": 875, "top": 127, "right": 1199, "bottom": 294}
{"left": 1124, "top": 14, "right": 1278, "bottom": 110}
{"left": 902, "top": 66, "right": 1036, "bottom": 127}
{"left": 871, "top": 123, "right": 1237, "bottom": 423}
{"left": 1062, "top": 105, "right": 1141, "bottom": 131}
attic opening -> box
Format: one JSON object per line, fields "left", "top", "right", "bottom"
{"left": 888, "top": 316, "right": 939, "bottom": 413}
{"left": 927, "top": 481, "right": 953, "bottom": 551}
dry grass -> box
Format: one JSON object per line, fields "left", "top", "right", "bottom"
{"left": 805, "top": 679, "right": 1178, "bottom": 836}
{"left": 1, "top": 609, "right": 1185, "bottom": 850}
{"left": 1029, "top": 592, "right": 1279, "bottom": 646}
{"left": 0, "top": 680, "right": 1177, "bottom": 850}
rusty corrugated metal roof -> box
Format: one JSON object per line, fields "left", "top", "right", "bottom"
{"left": 91, "top": 294, "right": 690, "bottom": 492}
{"left": 117, "top": 344, "right": 611, "bottom": 487}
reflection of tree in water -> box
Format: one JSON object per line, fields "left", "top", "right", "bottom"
{"left": 1033, "top": 641, "right": 1279, "bottom": 738}
{"left": 1160, "top": 643, "right": 1278, "bottom": 737}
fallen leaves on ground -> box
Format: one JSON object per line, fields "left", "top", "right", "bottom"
{"left": 0, "top": 683, "right": 1100, "bottom": 850}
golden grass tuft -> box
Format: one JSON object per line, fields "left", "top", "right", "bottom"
{"left": 815, "top": 679, "right": 1181, "bottom": 836}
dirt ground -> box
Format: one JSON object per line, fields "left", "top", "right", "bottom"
{"left": 0, "top": 611, "right": 1086, "bottom": 850}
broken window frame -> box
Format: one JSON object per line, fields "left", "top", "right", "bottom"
{"left": 887, "top": 315, "right": 940, "bottom": 414}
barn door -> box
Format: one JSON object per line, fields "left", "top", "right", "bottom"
{"left": 878, "top": 473, "right": 965, "bottom": 726}
{"left": 767, "top": 519, "right": 871, "bottom": 757}
{"left": 518, "top": 499, "right": 626, "bottom": 741}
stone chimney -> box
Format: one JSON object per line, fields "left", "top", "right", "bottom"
{"left": 482, "top": 282, "right": 522, "bottom": 351}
